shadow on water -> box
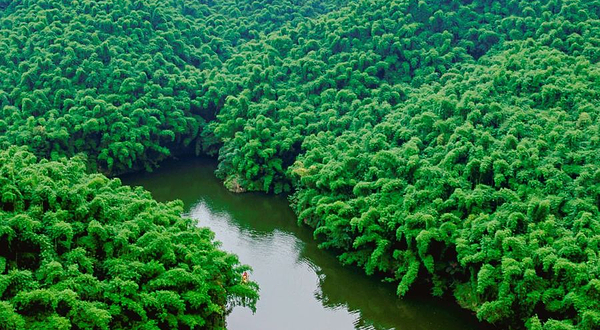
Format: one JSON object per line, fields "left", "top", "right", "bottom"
{"left": 121, "top": 156, "right": 491, "bottom": 330}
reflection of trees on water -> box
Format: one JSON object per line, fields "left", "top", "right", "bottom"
{"left": 124, "top": 157, "right": 486, "bottom": 330}
{"left": 301, "top": 233, "right": 487, "bottom": 330}
{"left": 312, "top": 265, "right": 451, "bottom": 330}
{"left": 304, "top": 246, "right": 420, "bottom": 330}
{"left": 313, "top": 274, "right": 394, "bottom": 330}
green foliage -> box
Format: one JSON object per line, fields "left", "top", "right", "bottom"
{"left": 0, "top": 147, "right": 258, "bottom": 329}
{"left": 0, "top": 0, "right": 342, "bottom": 175}
{"left": 2, "top": 0, "right": 599, "bottom": 329}
{"left": 287, "top": 41, "right": 600, "bottom": 328}
{"left": 202, "top": 0, "right": 600, "bottom": 328}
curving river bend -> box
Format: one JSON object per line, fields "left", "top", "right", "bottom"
{"left": 122, "top": 157, "right": 488, "bottom": 330}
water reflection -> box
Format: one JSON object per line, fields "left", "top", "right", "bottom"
{"left": 121, "top": 157, "right": 488, "bottom": 330}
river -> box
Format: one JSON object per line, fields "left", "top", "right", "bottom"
{"left": 121, "top": 157, "right": 488, "bottom": 330}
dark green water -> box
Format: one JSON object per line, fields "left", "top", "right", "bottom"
{"left": 121, "top": 157, "right": 487, "bottom": 330}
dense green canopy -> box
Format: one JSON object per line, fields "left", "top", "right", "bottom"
{"left": 0, "top": 0, "right": 341, "bottom": 174}
{"left": 290, "top": 42, "right": 600, "bottom": 329}
{"left": 205, "top": 1, "right": 600, "bottom": 328}
{"left": 0, "top": 147, "right": 258, "bottom": 329}
{"left": 1, "top": 0, "right": 599, "bottom": 329}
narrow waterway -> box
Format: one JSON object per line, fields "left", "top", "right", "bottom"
{"left": 121, "top": 157, "right": 487, "bottom": 330}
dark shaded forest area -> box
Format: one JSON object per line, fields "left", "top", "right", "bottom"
{"left": 0, "top": 0, "right": 598, "bottom": 329}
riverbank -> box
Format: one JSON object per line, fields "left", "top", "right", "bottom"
{"left": 122, "top": 156, "right": 491, "bottom": 330}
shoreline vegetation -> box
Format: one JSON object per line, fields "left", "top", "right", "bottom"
{"left": 0, "top": 147, "right": 258, "bottom": 329}
{"left": 1, "top": 0, "right": 598, "bottom": 329}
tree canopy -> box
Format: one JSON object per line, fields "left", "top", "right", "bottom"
{"left": 1, "top": 0, "right": 599, "bottom": 329}
{"left": 0, "top": 0, "right": 343, "bottom": 174}
{"left": 0, "top": 147, "right": 258, "bottom": 329}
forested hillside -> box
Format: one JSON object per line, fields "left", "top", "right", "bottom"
{"left": 207, "top": 1, "right": 600, "bottom": 328}
{"left": 0, "top": 0, "right": 342, "bottom": 174}
{"left": 0, "top": 147, "right": 258, "bottom": 329}
{"left": 1, "top": 0, "right": 599, "bottom": 329}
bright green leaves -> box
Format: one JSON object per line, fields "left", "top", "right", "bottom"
{"left": 0, "top": 147, "right": 258, "bottom": 329}
{"left": 0, "top": 301, "right": 25, "bottom": 330}
{"left": 48, "top": 222, "right": 73, "bottom": 250}
{"left": 281, "top": 6, "right": 599, "bottom": 328}
{"left": 396, "top": 255, "right": 420, "bottom": 297}
{"left": 1, "top": 0, "right": 599, "bottom": 329}
{"left": 20, "top": 98, "right": 33, "bottom": 115}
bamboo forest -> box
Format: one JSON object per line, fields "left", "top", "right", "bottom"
{"left": 0, "top": 0, "right": 598, "bottom": 329}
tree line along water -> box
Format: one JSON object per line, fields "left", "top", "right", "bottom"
{"left": 0, "top": 0, "right": 598, "bottom": 329}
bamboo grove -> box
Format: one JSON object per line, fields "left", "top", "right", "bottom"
{"left": 0, "top": 147, "right": 258, "bottom": 329}
{"left": 0, "top": 0, "right": 599, "bottom": 329}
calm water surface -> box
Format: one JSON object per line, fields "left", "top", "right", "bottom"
{"left": 121, "top": 157, "right": 487, "bottom": 330}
